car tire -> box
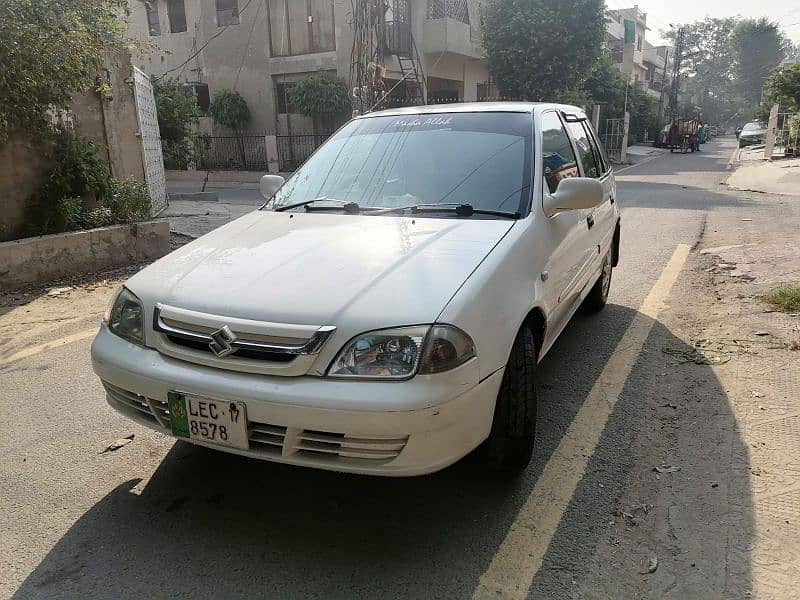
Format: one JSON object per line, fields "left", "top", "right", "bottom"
{"left": 482, "top": 327, "right": 537, "bottom": 472}
{"left": 584, "top": 251, "right": 613, "bottom": 312}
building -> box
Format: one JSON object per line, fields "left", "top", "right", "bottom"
{"left": 126, "top": 0, "right": 489, "bottom": 136}
{"left": 605, "top": 5, "right": 648, "bottom": 87}
{"left": 642, "top": 41, "right": 671, "bottom": 102}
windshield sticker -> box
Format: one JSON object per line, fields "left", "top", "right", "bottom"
{"left": 389, "top": 116, "right": 453, "bottom": 128}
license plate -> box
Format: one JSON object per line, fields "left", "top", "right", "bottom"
{"left": 167, "top": 392, "right": 248, "bottom": 450}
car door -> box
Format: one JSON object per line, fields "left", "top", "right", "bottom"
{"left": 538, "top": 111, "right": 594, "bottom": 341}
{"left": 581, "top": 119, "right": 618, "bottom": 259}
{"left": 564, "top": 116, "right": 614, "bottom": 283}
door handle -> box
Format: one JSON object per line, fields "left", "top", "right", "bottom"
{"left": 587, "top": 214, "right": 595, "bottom": 229}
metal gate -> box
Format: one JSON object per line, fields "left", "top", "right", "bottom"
{"left": 132, "top": 66, "right": 168, "bottom": 215}
{"left": 772, "top": 112, "right": 800, "bottom": 158}
{"left": 603, "top": 118, "right": 624, "bottom": 162}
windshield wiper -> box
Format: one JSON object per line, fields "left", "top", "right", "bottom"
{"left": 274, "top": 197, "right": 350, "bottom": 212}
{"left": 376, "top": 203, "right": 520, "bottom": 219}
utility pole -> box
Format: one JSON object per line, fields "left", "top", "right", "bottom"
{"left": 668, "top": 27, "right": 685, "bottom": 122}
{"left": 657, "top": 48, "right": 670, "bottom": 119}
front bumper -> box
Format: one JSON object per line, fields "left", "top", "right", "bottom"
{"left": 91, "top": 326, "right": 503, "bottom": 476}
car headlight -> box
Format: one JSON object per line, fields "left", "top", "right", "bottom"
{"left": 327, "top": 325, "right": 475, "bottom": 380}
{"left": 104, "top": 287, "right": 145, "bottom": 346}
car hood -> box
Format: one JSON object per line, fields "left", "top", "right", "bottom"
{"left": 129, "top": 210, "right": 514, "bottom": 330}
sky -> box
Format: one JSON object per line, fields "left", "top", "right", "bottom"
{"left": 609, "top": 0, "right": 800, "bottom": 46}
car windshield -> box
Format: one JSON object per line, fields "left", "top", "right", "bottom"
{"left": 743, "top": 122, "right": 764, "bottom": 131}
{"left": 268, "top": 112, "right": 533, "bottom": 216}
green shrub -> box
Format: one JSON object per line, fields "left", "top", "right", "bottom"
{"left": 162, "top": 138, "right": 196, "bottom": 170}
{"left": 55, "top": 196, "right": 85, "bottom": 231}
{"left": 106, "top": 177, "right": 151, "bottom": 223}
{"left": 209, "top": 89, "right": 251, "bottom": 131}
{"left": 83, "top": 207, "right": 116, "bottom": 228}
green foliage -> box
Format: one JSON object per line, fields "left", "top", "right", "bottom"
{"left": 105, "top": 177, "right": 151, "bottom": 223}
{"left": 161, "top": 138, "right": 197, "bottom": 170}
{"left": 28, "top": 134, "right": 151, "bottom": 235}
{"left": 583, "top": 56, "right": 659, "bottom": 143}
{"left": 665, "top": 18, "right": 741, "bottom": 126}
{"left": 209, "top": 89, "right": 251, "bottom": 131}
{"left": 154, "top": 79, "right": 200, "bottom": 169}
{"left": 42, "top": 134, "right": 113, "bottom": 206}
{"left": 154, "top": 79, "right": 200, "bottom": 142}
{"left": 764, "top": 285, "right": 800, "bottom": 312}
{"left": 730, "top": 18, "right": 790, "bottom": 108}
{"left": 288, "top": 73, "right": 352, "bottom": 127}
{"left": 482, "top": 0, "right": 606, "bottom": 100}
{"left": 0, "top": 0, "right": 127, "bottom": 145}
{"left": 762, "top": 63, "right": 800, "bottom": 113}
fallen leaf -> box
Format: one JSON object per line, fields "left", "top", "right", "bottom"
{"left": 101, "top": 434, "right": 135, "bottom": 454}
{"left": 654, "top": 465, "right": 681, "bottom": 474}
{"left": 754, "top": 331, "right": 770, "bottom": 336}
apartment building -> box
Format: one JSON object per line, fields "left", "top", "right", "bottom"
{"left": 127, "top": 0, "right": 489, "bottom": 135}
{"left": 605, "top": 5, "right": 673, "bottom": 106}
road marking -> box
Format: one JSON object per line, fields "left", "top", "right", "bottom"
{"left": 0, "top": 328, "right": 97, "bottom": 367}
{"left": 473, "top": 243, "right": 691, "bottom": 599}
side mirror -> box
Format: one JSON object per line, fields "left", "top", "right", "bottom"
{"left": 543, "top": 177, "right": 603, "bottom": 217}
{"left": 260, "top": 174, "right": 285, "bottom": 200}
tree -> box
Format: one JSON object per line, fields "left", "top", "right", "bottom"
{"left": 288, "top": 72, "right": 352, "bottom": 133}
{"left": 0, "top": 0, "right": 127, "bottom": 145}
{"left": 583, "top": 56, "right": 660, "bottom": 143}
{"left": 665, "top": 18, "right": 739, "bottom": 125}
{"left": 482, "top": 0, "right": 606, "bottom": 100}
{"left": 762, "top": 62, "right": 800, "bottom": 112}
{"left": 153, "top": 79, "right": 200, "bottom": 169}
{"left": 730, "top": 18, "right": 791, "bottom": 109}
{"left": 209, "top": 89, "right": 251, "bottom": 131}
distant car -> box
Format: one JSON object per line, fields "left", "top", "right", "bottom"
{"left": 739, "top": 122, "right": 767, "bottom": 148}
{"left": 91, "top": 103, "right": 621, "bottom": 476}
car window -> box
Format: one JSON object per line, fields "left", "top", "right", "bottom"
{"left": 581, "top": 121, "right": 607, "bottom": 176}
{"left": 567, "top": 121, "right": 601, "bottom": 178}
{"left": 743, "top": 122, "right": 764, "bottom": 132}
{"left": 541, "top": 112, "right": 579, "bottom": 194}
{"left": 270, "top": 112, "right": 533, "bottom": 216}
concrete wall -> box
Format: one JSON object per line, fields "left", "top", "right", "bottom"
{"left": 0, "top": 220, "right": 170, "bottom": 292}
{"left": 0, "top": 137, "right": 54, "bottom": 242}
{"left": 71, "top": 51, "right": 145, "bottom": 183}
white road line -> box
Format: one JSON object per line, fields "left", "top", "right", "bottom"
{"left": 473, "top": 244, "right": 692, "bottom": 599}
{"left": 0, "top": 328, "right": 97, "bottom": 367}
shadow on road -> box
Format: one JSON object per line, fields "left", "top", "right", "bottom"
{"left": 12, "top": 304, "right": 754, "bottom": 599}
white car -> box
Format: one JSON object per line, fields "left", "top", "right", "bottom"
{"left": 92, "top": 103, "right": 620, "bottom": 476}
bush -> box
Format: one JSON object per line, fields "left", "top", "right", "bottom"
{"left": 209, "top": 89, "right": 251, "bottom": 131}
{"left": 162, "top": 138, "right": 196, "bottom": 170}
{"left": 288, "top": 72, "right": 351, "bottom": 132}
{"left": 106, "top": 177, "right": 151, "bottom": 223}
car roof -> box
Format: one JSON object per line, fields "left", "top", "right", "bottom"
{"left": 357, "top": 102, "right": 587, "bottom": 119}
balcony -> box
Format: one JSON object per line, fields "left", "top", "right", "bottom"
{"left": 423, "top": 0, "right": 483, "bottom": 59}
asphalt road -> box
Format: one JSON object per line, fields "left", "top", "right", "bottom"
{"left": 1, "top": 139, "right": 740, "bottom": 599}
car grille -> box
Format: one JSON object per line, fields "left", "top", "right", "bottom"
{"left": 150, "top": 304, "right": 336, "bottom": 376}
{"left": 103, "top": 382, "right": 408, "bottom": 464}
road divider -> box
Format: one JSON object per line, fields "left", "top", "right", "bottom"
{"left": 473, "top": 243, "right": 691, "bottom": 599}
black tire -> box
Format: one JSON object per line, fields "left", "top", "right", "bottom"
{"left": 584, "top": 251, "right": 613, "bottom": 312}
{"left": 482, "top": 327, "right": 537, "bottom": 472}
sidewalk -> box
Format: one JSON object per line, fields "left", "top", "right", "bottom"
{"left": 727, "top": 156, "right": 800, "bottom": 195}
{"left": 162, "top": 199, "right": 258, "bottom": 238}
